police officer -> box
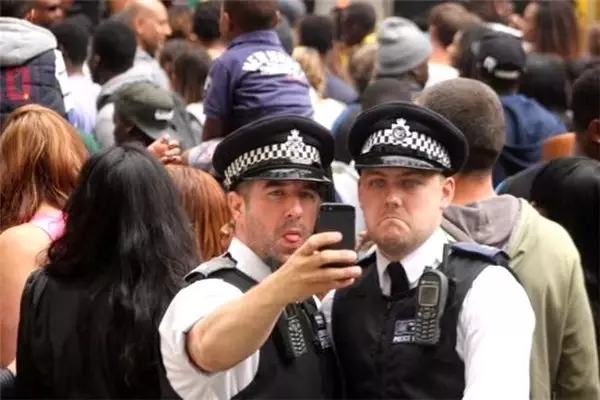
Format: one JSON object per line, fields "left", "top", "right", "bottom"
{"left": 321, "top": 102, "right": 535, "bottom": 399}
{"left": 159, "top": 115, "right": 361, "bottom": 399}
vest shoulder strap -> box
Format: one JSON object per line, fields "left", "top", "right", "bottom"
{"left": 357, "top": 251, "right": 376, "bottom": 269}
{"left": 444, "top": 242, "right": 520, "bottom": 309}
{"left": 184, "top": 255, "right": 256, "bottom": 292}
{"left": 449, "top": 242, "right": 509, "bottom": 268}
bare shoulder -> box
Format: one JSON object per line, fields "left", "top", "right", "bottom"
{"left": 0, "top": 224, "right": 52, "bottom": 267}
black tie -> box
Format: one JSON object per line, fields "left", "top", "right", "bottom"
{"left": 387, "top": 262, "right": 409, "bottom": 296}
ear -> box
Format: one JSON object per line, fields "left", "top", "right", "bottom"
{"left": 57, "top": 44, "right": 67, "bottom": 59}
{"left": 357, "top": 175, "right": 365, "bottom": 210}
{"left": 588, "top": 118, "right": 600, "bottom": 144}
{"left": 133, "top": 14, "right": 145, "bottom": 33}
{"left": 273, "top": 10, "right": 281, "bottom": 28}
{"left": 429, "top": 25, "right": 438, "bottom": 42}
{"left": 227, "top": 191, "right": 244, "bottom": 223}
{"left": 440, "top": 176, "right": 455, "bottom": 209}
{"left": 24, "top": 9, "right": 35, "bottom": 23}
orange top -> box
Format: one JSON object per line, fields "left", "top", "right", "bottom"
{"left": 542, "top": 132, "right": 576, "bottom": 161}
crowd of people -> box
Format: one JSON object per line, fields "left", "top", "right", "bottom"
{"left": 0, "top": 0, "right": 599, "bottom": 399}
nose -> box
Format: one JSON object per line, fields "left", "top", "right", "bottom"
{"left": 284, "top": 196, "right": 303, "bottom": 220}
{"left": 164, "top": 23, "right": 173, "bottom": 37}
{"left": 384, "top": 189, "right": 402, "bottom": 209}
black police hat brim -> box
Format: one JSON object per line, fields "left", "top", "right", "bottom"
{"left": 348, "top": 101, "right": 468, "bottom": 176}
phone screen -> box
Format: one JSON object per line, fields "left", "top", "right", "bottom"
{"left": 314, "top": 203, "right": 356, "bottom": 252}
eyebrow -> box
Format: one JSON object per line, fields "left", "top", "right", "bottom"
{"left": 363, "top": 170, "right": 435, "bottom": 179}
{"left": 264, "top": 181, "right": 320, "bottom": 192}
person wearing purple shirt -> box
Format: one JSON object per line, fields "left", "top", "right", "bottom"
{"left": 202, "top": 0, "right": 313, "bottom": 141}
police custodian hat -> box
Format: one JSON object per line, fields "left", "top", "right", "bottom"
{"left": 213, "top": 115, "right": 334, "bottom": 190}
{"left": 348, "top": 101, "right": 468, "bottom": 176}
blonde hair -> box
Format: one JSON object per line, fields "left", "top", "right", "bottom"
{"left": 0, "top": 104, "right": 88, "bottom": 232}
{"left": 293, "top": 46, "right": 326, "bottom": 97}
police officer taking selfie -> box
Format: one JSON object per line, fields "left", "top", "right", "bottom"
{"left": 322, "top": 102, "right": 535, "bottom": 399}
{"left": 159, "top": 115, "right": 361, "bottom": 399}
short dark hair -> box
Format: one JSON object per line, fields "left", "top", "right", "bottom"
{"left": 479, "top": 74, "right": 520, "bottom": 96}
{"left": 299, "top": 15, "right": 334, "bottom": 56}
{"left": 92, "top": 20, "right": 137, "bottom": 75}
{"left": 428, "top": 2, "right": 480, "bottom": 48}
{"left": 193, "top": 0, "right": 221, "bottom": 41}
{"left": 50, "top": 19, "right": 90, "bottom": 67}
{"left": 361, "top": 78, "right": 413, "bottom": 110}
{"left": 344, "top": 2, "right": 376, "bottom": 32}
{"left": 418, "top": 78, "right": 505, "bottom": 174}
{"left": 520, "top": 53, "right": 568, "bottom": 112}
{"left": 0, "top": 0, "right": 34, "bottom": 18}
{"left": 571, "top": 67, "right": 600, "bottom": 135}
{"left": 224, "top": 0, "right": 278, "bottom": 33}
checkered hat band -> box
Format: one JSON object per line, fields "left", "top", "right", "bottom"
{"left": 361, "top": 127, "right": 451, "bottom": 169}
{"left": 224, "top": 142, "right": 321, "bottom": 187}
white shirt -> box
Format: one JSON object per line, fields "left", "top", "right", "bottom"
{"left": 159, "top": 238, "right": 268, "bottom": 400}
{"left": 426, "top": 62, "right": 459, "bottom": 88}
{"left": 321, "top": 228, "right": 534, "bottom": 400}
{"left": 309, "top": 87, "right": 346, "bottom": 130}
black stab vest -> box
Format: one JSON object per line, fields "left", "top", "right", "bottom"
{"left": 331, "top": 243, "right": 511, "bottom": 400}
{"left": 186, "top": 257, "right": 342, "bottom": 399}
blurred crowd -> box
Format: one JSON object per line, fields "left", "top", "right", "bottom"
{"left": 0, "top": 0, "right": 599, "bottom": 399}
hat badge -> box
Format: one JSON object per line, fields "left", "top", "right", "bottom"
{"left": 286, "top": 129, "right": 304, "bottom": 152}
{"left": 285, "top": 129, "right": 312, "bottom": 165}
{"left": 391, "top": 118, "right": 410, "bottom": 141}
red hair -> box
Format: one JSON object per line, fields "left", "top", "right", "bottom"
{"left": 0, "top": 105, "right": 88, "bottom": 232}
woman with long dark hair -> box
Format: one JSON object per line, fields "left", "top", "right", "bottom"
{"left": 15, "top": 144, "right": 200, "bottom": 397}
{"left": 530, "top": 156, "right": 600, "bottom": 356}
{"left": 522, "top": 0, "right": 581, "bottom": 60}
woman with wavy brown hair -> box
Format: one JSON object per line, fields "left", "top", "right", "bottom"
{"left": 0, "top": 104, "right": 88, "bottom": 367}
{"left": 166, "top": 165, "right": 232, "bottom": 262}
{"left": 522, "top": 0, "right": 582, "bottom": 60}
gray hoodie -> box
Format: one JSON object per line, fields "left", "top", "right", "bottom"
{"left": 443, "top": 195, "right": 600, "bottom": 400}
{"left": 0, "top": 17, "right": 73, "bottom": 117}
{"left": 93, "top": 66, "right": 153, "bottom": 149}
{"left": 0, "top": 17, "right": 57, "bottom": 66}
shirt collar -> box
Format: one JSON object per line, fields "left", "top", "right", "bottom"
{"left": 227, "top": 237, "right": 271, "bottom": 283}
{"left": 376, "top": 228, "right": 448, "bottom": 292}
{"left": 135, "top": 47, "right": 153, "bottom": 61}
{"left": 229, "top": 30, "right": 280, "bottom": 48}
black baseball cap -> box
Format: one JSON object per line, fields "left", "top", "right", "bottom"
{"left": 476, "top": 32, "right": 526, "bottom": 81}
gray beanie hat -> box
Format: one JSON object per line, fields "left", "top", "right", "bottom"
{"left": 377, "top": 17, "right": 432, "bottom": 77}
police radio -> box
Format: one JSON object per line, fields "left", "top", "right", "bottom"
{"left": 414, "top": 267, "right": 449, "bottom": 346}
